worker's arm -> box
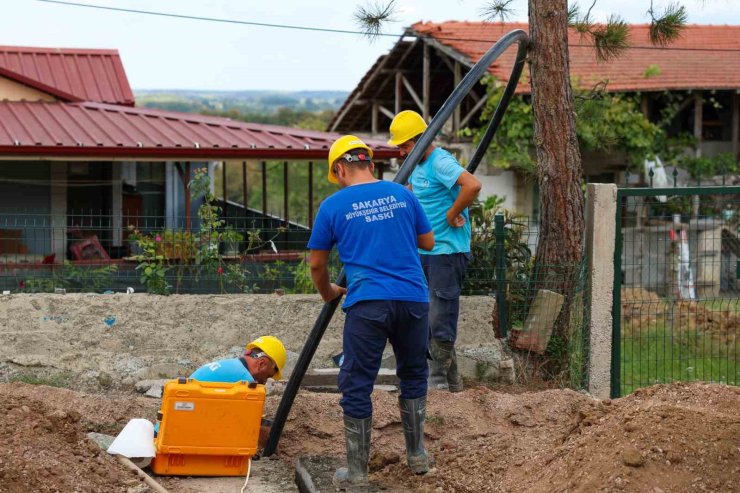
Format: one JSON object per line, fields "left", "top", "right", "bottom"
{"left": 446, "top": 170, "right": 481, "bottom": 228}
{"left": 309, "top": 249, "right": 346, "bottom": 302}
{"left": 417, "top": 231, "right": 434, "bottom": 251}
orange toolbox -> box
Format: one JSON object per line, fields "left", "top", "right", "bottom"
{"left": 151, "top": 378, "right": 265, "bottom": 476}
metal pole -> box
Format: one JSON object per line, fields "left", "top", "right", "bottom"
{"left": 308, "top": 161, "right": 314, "bottom": 228}
{"left": 242, "top": 161, "right": 248, "bottom": 206}
{"left": 261, "top": 161, "right": 267, "bottom": 216}
{"left": 611, "top": 190, "right": 624, "bottom": 398}
{"left": 242, "top": 161, "right": 248, "bottom": 229}
{"left": 283, "top": 161, "right": 289, "bottom": 226}
{"left": 495, "top": 213, "right": 508, "bottom": 338}
{"left": 263, "top": 29, "right": 529, "bottom": 457}
{"left": 222, "top": 161, "right": 227, "bottom": 202}
{"left": 184, "top": 162, "right": 191, "bottom": 231}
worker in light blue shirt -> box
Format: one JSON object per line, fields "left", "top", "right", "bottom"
{"left": 154, "top": 336, "right": 287, "bottom": 436}
{"left": 189, "top": 335, "right": 286, "bottom": 384}
{"left": 388, "top": 110, "right": 482, "bottom": 393}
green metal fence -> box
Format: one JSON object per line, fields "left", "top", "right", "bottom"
{"left": 464, "top": 204, "right": 590, "bottom": 389}
{"left": 612, "top": 185, "right": 740, "bottom": 397}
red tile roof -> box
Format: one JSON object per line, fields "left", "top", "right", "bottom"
{"left": 411, "top": 22, "right": 740, "bottom": 92}
{"left": 0, "top": 46, "right": 135, "bottom": 105}
{"left": 0, "top": 101, "right": 399, "bottom": 160}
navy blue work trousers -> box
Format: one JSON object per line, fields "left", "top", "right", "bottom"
{"left": 339, "top": 300, "right": 429, "bottom": 419}
{"left": 420, "top": 253, "right": 471, "bottom": 343}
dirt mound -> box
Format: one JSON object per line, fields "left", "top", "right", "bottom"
{"left": 268, "top": 383, "right": 740, "bottom": 493}
{"left": 621, "top": 288, "right": 739, "bottom": 344}
{"left": 503, "top": 383, "right": 740, "bottom": 493}
{"left": 0, "top": 382, "right": 737, "bottom": 492}
{"left": 1, "top": 383, "right": 159, "bottom": 436}
{"left": 0, "top": 384, "right": 154, "bottom": 493}
{"left": 621, "top": 287, "right": 666, "bottom": 326}
{"left": 675, "top": 300, "right": 740, "bottom": 343}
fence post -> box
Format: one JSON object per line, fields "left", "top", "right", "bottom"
{"left": 50, "top": 164, "right": 67, "bottom": 264}
{"left": 494, "top": 213, "right": 508, "bottom": 338}
{"left": 585, "top": 183, "right": 617, "bottom": 399}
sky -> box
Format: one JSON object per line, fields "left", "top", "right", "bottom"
{"left": 2, "top": 0, "right": 739, "bottom": 92}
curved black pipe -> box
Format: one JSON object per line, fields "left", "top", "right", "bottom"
{"left": 262, "top": 29, "right": 529, "bottom": 457}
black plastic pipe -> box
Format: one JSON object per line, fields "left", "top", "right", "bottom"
{"left": 262, "top": 29, "right": 529, "bottom": 457}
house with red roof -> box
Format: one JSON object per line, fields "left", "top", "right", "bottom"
{"left": 330, "top": 22, "right": 740, "bottom": 218}
{"left": 0, "top": 45, "right": 399, "bottom": 271}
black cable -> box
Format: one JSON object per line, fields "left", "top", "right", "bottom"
{"left": 32, "top": 0, "right": 740, "bottom": 53}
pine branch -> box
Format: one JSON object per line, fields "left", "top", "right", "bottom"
{"left": 567, "top": 3, "right": 581, "bottom": 27}
{"left": 354, "top": 0, "right": 397, "bottom": 42}
{"left": 592, "top": 15, "right": 629, "bottom": 61}
{"left": 480, "top": 0, "right": 516, "bottom": 23}
{"left": 648, "top": 2, "right": 687, "bottom": 46}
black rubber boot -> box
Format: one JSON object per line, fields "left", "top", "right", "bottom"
{"left": 399, "top": 396, "right": 434, "bottom": 474}
{"left": 446, "top": 343, "right": 464, "bottom": 393}
{"left": 429, "top": 339, "right": 463, "bottom": 393}
{"left": 333, "top": 415, "right": 372, "bottom": 491}
{"left": 427, "top": 339, "right": 448, "bottom": 390}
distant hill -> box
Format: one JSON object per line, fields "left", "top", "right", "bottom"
{"left": 134, "top": 89, "right": 349, "bottom": 115}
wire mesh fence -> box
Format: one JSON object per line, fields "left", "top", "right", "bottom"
{"left": 0, "top": 209, "right": 318, "bottom": 295}
{"left": 464, "top": 203, "right": 590, "bottom": 388}
{"left": 1, "top": 205, "right": 544, "bottom": 297}
{"left": 614, "top": 187, "right": 740, "bottom": 396}
{"left": 0, "top": 204, "right": 591, "bottom": 387}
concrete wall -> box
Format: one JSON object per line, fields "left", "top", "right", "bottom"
{"left": 0, "top": 293, "right": 496, "bottom": 390}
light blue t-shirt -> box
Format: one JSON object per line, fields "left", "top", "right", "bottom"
{"left": 410, "top": 148, "right": 471, "bottom": 255}
{"left": 154, "top": 357, "right": 256, "bottom": 435}
{"left": 307, "top": 180, "right": 431, "bottom": 309}
{"left": 189, "top": 358, "right": 255, "bottom": 383}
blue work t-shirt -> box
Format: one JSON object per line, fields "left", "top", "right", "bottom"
{"left": 154, "top": 358, "right": 254, "bottom": 435}
{"left": 189, "top": 358, "right": 255, "bottom": 383}
{"left": 410, "top": 148, "right": 471, "bottom": 255}
{"left": 307, "top": 180, "right": 431, "bottom": 309}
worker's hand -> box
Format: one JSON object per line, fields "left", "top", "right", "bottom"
{"left": 446, "top": 210, "right": 466, "bottom": 228}
{"left": 322, "top": 283, "right": 347, "bottom": 302}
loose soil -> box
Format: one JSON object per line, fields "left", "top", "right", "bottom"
{"left": 1, "top": 381, "right": 738, "bottom": 492}
{"left": 622, "top": 288, "right": 740, "bottom": 344}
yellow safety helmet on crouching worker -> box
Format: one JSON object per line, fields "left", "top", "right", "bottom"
{"left": 247, "top": 336, "right": 287, "bottom": 380}
{"left": 327, "top": 135, "right": 373, "bottom": 184}
{"left": 388, "top": 110, "right": 428, "bottom": 147}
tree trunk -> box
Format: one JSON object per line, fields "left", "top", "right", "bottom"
{"left": 525, "top": 0, "right": 585, "bottom": 370}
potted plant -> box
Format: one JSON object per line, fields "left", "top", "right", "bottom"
{"left": 156, "top": 230, "right": 197, "bottom": 260}
{"left": 220, "top": 228, "right": 244, "bottom": 256}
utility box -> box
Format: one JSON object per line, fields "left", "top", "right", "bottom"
{"left": 151, "top": 378, "right": 265, "bottom": 476}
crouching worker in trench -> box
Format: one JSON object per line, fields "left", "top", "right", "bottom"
{"left": 155, "top": 336, "right": 287, "bottom": 443}
{"left": 189, "top": 335, "right": 287, "bottom": 385}
{"left": 308, "top": 135, "right": 435, "bottom": 490}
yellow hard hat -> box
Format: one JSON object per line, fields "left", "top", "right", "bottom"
{"left": 388, "top": 110, "right": 428, "bottom": 146}
{"left": 247, "top": 335, "right": 287, "bottom": 381}
{"left": 327, "top": 135, "right": 373, "bottom": 184}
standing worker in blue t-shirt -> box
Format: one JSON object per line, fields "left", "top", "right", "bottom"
{"left": 308, "top": 135, "right": 435, "bottom": 490}
{"left": 388, "top": 110, "right": 482, "bottom": 393}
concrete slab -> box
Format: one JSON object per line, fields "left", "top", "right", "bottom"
{"left": 302, "top": 384, "right": 397, "bottom": 394}
{"left": 302, "top": 368, "right": 399, "bottom": 387}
